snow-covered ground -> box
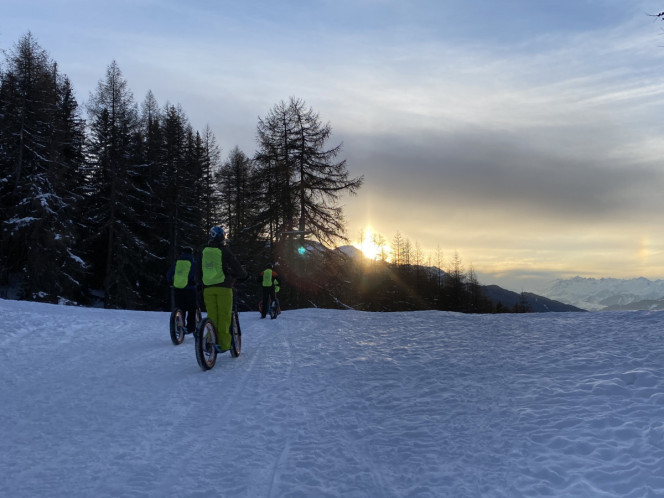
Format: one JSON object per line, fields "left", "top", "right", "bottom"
{"left": 1, "top": 298, "right": 663, "bottom": 497}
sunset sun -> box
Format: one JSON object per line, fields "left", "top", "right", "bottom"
{"left": 356, "top": 227, "right": 385, "bottom": 261}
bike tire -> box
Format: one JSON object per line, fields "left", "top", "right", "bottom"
{"left": 230, "top": 312, "right": 242, "bottom": 358}
{"left": 195, "top": 318, "right": 217, "bottom": 370}
{"left": 270, "top": 300, "right": 278, "bottom": 319}
{"left": 170, "top": 309, "right": 186, "bottom": 345}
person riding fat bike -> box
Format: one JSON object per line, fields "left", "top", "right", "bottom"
{"left": 166, "top": 246, "right": 199, "bottom": 333}
{"left": 200, "top": 226, "right": 246, "bottom": 351}
{"left": 260, "top": 263, "right": 278, "bottom": 319}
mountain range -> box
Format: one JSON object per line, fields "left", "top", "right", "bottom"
{"left": 534, "top": 276, "right": 664, "bottom": 311}
{"left": 340, "top": 247, "right": 664, "bottom": 312}
{"left": 482, "top": 285, "right": 584, "bottom": 313}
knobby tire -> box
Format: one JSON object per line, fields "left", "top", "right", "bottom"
{"left": 230, "top": 312, "right": 242, "bottom": 358}
{"left": 170, "top": 309, "right": 186, "bottom": 345}
{"left": 195, "top": 318, "right": 217, "bottom": 371}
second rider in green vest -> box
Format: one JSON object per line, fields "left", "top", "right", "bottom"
{"left": 201, "top": 226, "right": 247, "bottom": 352}
{"left": 260, "top": 263, "right": 278, "bottom": 319}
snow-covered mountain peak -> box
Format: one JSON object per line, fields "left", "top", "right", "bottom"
{"left": 536, "top": 276, "right": 664, "bottom": 311}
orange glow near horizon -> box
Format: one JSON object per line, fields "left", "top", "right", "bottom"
{"left": 354, "top": 227, "right": 389, "bottom": 261}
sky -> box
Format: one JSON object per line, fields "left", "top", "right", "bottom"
{"left": 3, "top": 0, "right": 664, "bottom": 291}
{"left": 2, "top": 299, "right": 664, "bottom": 496}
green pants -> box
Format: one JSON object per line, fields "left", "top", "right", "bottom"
{"left": 203, "top": 286, "right": 233, "bottom": 350}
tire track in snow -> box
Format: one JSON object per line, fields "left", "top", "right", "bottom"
{"left": 148, "top": 311, "right": 276, "bottom": 495}
{"left": 258, "top": 314, "right": 296, "bottom": 496}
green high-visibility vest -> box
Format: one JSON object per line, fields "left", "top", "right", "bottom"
{"left": 262, "top": 269, "right": 273, "bottom": 287}
{"left": 173, "top": 259, "right": 192, "bottom": 289}
{"left": 274, "top": 279, "right": 280, "bottom": 293}
{"left": 202, "top": 247, "right": 225, "bottom": 286}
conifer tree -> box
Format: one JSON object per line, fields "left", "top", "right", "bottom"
{"left": 84, "top": 60, "right": 150, "bottom": 308}
{"left": 0, "top": 33, "right": 86, "bottom": 302}
{"left": 391, "top": 231, "right": 404, "bottom": 265}
{"left": 199, "top": 125, "right": 222, "bottom": 239}
{"left": 255, "top": 97, "right": 363, "bottom": 248}
{"left": 161, "top": 103, "right": 202, "bottom": 258}
{"left": 218, "top": 147, "right": 257, "bottom": 239}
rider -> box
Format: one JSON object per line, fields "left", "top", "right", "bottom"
{"left": 201, "top": 226, "right": 246, "bottom": 352}
{"left": 260, "top": 263, "right": 278, "bottom": 319}
{"left": 166, "top": 246, "right": 199, "bottom": 334}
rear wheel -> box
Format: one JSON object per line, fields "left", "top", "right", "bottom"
{"left": 230, "top": 312, "right": 242, "bottom": 358}
{"left": 170, "top": 309, "right": 186, "bottom": 345}
{"left": 195, "top": 318, "right": 217, "bottom": 370}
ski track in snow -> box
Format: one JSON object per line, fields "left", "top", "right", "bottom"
{"left": 1, "top": 299, "right": 664, "bottom": 497}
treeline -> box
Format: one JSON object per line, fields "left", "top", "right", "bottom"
{"left": 332, "top": 236, "right": 496, "bottom": 313}
{"left": 0, "top": 32, "right": 528, "bottom": 315}
{"left": 0, "top": 33, "right": 362, "bottom": 310}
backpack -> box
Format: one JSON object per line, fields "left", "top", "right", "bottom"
{"left": 202, "top": 247, "right": 225, "bottom": 286}
{"left": 262, "top": 269, "right": 273, "bottom": 287}
{"left": 173, "top": 259, "right": 192, "bottom": 289}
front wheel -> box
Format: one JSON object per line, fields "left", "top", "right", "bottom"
{"left": 170, "top": 309, "right": 186, "bottom": 345}
{"left": 230, "top": 312, "right": 242, "bottom": 358}
{"left": 195, "top": 318, "right": 218, "bottom": 370}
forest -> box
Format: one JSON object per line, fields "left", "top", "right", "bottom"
{"left": 0, "top": 32, "right": 506, "bottom": 314}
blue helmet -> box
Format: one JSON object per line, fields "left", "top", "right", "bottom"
{"left": 209, "top": 226, "right": 225, "bottom": 239}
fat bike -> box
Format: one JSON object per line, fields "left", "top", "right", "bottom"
{"left": 195, "top": 287, "right": 242, "bottom": 371}
{"left": 269, "top": 296, "right": 279, "bottom": 319}
{"left": 258, "top": 295, "right": 280, "bottom": 319}
{"left": 169, "top": 290, "right": 202, "bottom": 346}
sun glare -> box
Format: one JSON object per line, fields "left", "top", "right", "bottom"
{"left": 356, "top": 227, "right": 384, "bottom": 261}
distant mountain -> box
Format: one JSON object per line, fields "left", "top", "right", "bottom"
{"left": 535, "top": 276, "right": 664, "bottom": 311}
{"left": 335, "top": 245, "right": 364, "bottom": 259}
{"left": 483, "top": 285, "right": 585, "bottom": 313}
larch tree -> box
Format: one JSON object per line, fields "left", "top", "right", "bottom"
{"left": 254, "top": 97, "right": 363, "bottom": 249}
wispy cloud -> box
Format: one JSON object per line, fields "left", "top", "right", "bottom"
{"left": 4, "top": 0, "right": 664, "bottom": 287}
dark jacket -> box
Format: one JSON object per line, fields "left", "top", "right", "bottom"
{"left": 167, "top": 252, "right": 199, "bottom": 290}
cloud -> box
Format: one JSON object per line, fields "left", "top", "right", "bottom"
{"left": 5, "top": 0, "right": 664, "bottom": 286}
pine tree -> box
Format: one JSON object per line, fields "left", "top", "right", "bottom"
{"left": 199, "top": 125, "right": 222, "bottom": 238}
{"left": 218, "top": 147, "right": 256, "bottom": 239}
{"left": 84, "top": 60, "right": 150, "bottom": 308}
{"left": 161, "top": 103, "right": 201, "bottom": 258}
{"left": 0, "top": 33, "right": 86, "bottom": 302}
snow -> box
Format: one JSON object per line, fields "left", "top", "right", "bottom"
{"left": 4, "top": 216, "right": 39, "bottom": 229}
{"left": 1, "top": 298, "right": 664, "bottom": 497}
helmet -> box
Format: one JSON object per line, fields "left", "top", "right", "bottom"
{"left": 266, "top": 263, "right": 273, "bottom": 269}
{"left": 209, "top": 226, "right": 225, "bottom": 239}
{"left": 182, "top": 246, "right": 193, "bottom": 254}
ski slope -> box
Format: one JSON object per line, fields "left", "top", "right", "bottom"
{"left": 1, "top": 298, "right": 663, "bottom": 497}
